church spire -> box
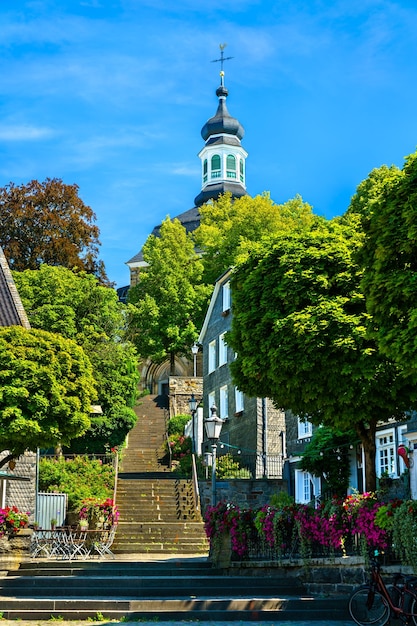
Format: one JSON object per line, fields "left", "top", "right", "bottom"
{"left": 194, "top": 45, "right": 248, "bottom": 208}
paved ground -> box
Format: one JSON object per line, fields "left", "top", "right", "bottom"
{"left": 0, "top": 619, "right": 354, "bottom": 626}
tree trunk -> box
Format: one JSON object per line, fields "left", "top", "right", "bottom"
{"left": 170, "top": 351, "right": 175, "bottom": 376}
{"left": 356, "top": 420, "right": 377, "bottom": 492}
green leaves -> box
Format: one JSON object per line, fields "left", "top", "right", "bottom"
{"left": 348, "top": 150, "right": 417, "bottom": 380}
{"left": 128, "top": 217, "right": 212, "bottom": 368}
{"left": 228, "top": 219, "right": 415, "bottom": 490}
{"left": 0, "top": 326, "right": 96, "bottom": 457}
{"left": 13, "top": 265, "right": 140, "bottom": 453}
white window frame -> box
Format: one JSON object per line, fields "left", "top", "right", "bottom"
{"left": 208, "top": 339, "right": 216, "bottom": 373}
{"left": 235, "top": 387, "right": 244, "bottom": 413}
{"left": 208, "top": 391, "right": 216, "bottom": 413}
{"left": 295, "top": 470, "right": 321, "bottom": 504}
{"left": 222, "top": 281, "right": 231, "bottom": 313}
{"left": 297, "top": 417, "right": 313, "bottom": 439}
{"left": 219, "top": 333, "right": 227, "bottom": 366}
{"left": 376, "top": 426, "right": 407, "bottom": 478}
{"left": 219, "top": 385, "right": 228, "bottom": 419}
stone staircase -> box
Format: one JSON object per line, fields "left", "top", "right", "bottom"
{"left": 0, "top": 393, "right": 351, "bottom": 620}
{"left": 0, "top": 558, "right": 350, "bottom": 621}
{"left": 112, "top": 393, "right": 209, "bottom": 554}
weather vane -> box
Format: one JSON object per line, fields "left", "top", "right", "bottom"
{"left": 211, "top": 43, "right": 234, "bottom": 73}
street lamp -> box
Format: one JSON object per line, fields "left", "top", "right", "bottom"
{"left": 191, "top": 342, "right": 199, "bottom": 377}
{"left": 204, "top": 404, "right": 224, "bottom": 506}
{"left": 188, "top": 394, "right": 199, "bottom": 454}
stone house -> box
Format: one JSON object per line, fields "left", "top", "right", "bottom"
{"left": 285, "top": 411, "right": 411, "bottom": 503}
{"left": 0, "top": 247, "right": 36, "bottom": 517}
{"left": 198, "top": 269, "right": 286, "bottom": 480}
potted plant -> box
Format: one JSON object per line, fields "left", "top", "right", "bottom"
{"left": 50, "top": 518, "right": 57, "bottom": 530}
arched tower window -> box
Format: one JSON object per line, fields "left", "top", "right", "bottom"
{"left": 240, "top": 158, "right": 244, "bottom": 183}
{"left": 203, "top": 159, "right": 208, "bottom": 183}
{"left": 226, "top": 154, "right": 236, "bottom": 179}
{"left": 211, "top": 154, "right": 221, "bottom": 178}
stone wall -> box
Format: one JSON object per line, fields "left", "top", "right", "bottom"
{"left": 1, "top": 451, "right": 36, "bottom": 522}
{"left": 169, "top": 376, "right": 203, "bottom": 416}
{"left": 199, "top": 478, "right": 288, "bottom": 513}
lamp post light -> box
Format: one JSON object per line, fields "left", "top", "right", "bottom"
{"left": 204, "top": 404, "right": 224, "bottom": 507}
{"left": 188, "top": 393, "right": 199, "bottom": 455}
{"left": 191, "top": 342, "right": 199, "bottom": 377}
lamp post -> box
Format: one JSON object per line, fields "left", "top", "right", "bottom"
{"left": 188, "top": 394, "right": 199, "bottom": 454}
{"left": 191, "top": 342, "right": 199, "bottom": 377}
{"left": 204, "top": 404, "right": 224, "bottom": 507}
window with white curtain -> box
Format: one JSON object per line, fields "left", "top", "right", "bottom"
{"left": 222, "top": 281, "right": 231, "bottom": 312}
{"left": 219, "top": 333, "right": 227, "bottom": 366}
{"left": 235, "top": 387, "right": 244, "bottom": 413}
{"left": 208, "top": 339, "right": 216, "bottom": 373}
{"left": 208, "top": 391, "right": 216, "bottom": 413}
{"left": 219, "top": 385, "right": 228, "bottom": 419}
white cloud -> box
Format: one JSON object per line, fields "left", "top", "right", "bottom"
{"left": 0, "top": 124, "right": 54, "bottom": 141}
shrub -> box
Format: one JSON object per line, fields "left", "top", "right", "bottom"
{"left": 39, "top": 456, "right": 115, "bottom": 511}
{"left": 216, "top": 454, "right": 252, "bottom": 479}
{"left": 167, "top": 414, "right": 191, "bottom": 436}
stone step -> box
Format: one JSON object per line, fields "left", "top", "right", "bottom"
{"left": 0, "top": 596, "right": 350, "bottom": 621}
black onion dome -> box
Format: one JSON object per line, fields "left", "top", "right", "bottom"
{"left": 201, "top": 83, "right": 244, "bottom": 141}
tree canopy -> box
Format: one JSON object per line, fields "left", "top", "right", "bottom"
{"left": 227, "top": 216, "right": 416, "bottom": 490}
{"left": 194, "top": 192, "right": 317, "bottom": 284}
{"left": 13, "top": 265, "right": 139, "bottom": 452}
{"left": 347, "top": 152, "right": 417, "bottom": 378}
{"left": 128, "top": 217, "right": 212, "bottom": 372}
{"left": 0, "top": 326, "right": 96, "bottom": 465}
{"left": 0, "top": 178, "right": 108, "bottom": 283}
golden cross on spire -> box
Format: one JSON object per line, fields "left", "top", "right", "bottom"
{"left": 211, "top": 43, "right": 234, "bottom": 73}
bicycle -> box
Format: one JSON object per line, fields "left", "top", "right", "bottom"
{"left": 348, "top": 550, "right": 417, "bottom": 625}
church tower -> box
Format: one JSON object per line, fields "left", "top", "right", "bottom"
{"left": 194, "top": 50, "right": 248, "bottom": 207}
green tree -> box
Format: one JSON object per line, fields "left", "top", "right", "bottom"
{"left": 0, "top": 326, "right": 96, "bottom": 466}
{"left": 0, "top": 177, "right": 108, "bottom": 283}
{"left": 347, "top": 153, "right": 417, "bottom": 377}
{"left": 300, "top": 426, "right": 357, "bottom": 498}
{"left": 14, "top": 265, "right": 139, "bottom": 452}
{"left": 128, "top": 217, "right": 212, "bottom": 372}
{"left": 195, "top": 192, "right": 317, "bottom": 284}
{"left": 227, "top": 217, "right": 416, "bottom": 491}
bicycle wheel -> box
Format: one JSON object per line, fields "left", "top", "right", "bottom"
{"left": 410, "top": 595, "right": 417, "bottom": 626}
{"left": 348, "top": 585, "right": 390, "bottom": 626}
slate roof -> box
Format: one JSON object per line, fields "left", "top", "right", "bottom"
{"left": 126, "top": 206, "right": 201, "bottom": 265}
{"left": 0, "top": 247, "right": 30, "bottom": 328}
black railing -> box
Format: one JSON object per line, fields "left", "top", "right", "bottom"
{"left": 196, "top": 452, "right": 284, "bottom": 480}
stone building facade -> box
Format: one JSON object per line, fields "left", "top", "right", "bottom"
{"left": 198, "top": 269, "right": 286, "bottom": 479}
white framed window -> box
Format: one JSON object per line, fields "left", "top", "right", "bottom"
{"left": 235, "top": 387, "right": 244, "bottom": 413}
{"left": 295, "top": 470, "right": 320, "bottom": 504}
{"left": 208, "top": 340, "right": 216, "bottom": 373}
{"left": 219, "top": 333, "right": 227, "bottom": 366}
{"left": 297, "top": 417, "right": 313, "bottom": 439}
{"left": 376, "top": 427, "right": 405, "bottom": 478}
{"left": 222, "top": 281, "right": 231, "bottom": 313}
{"left": 219, "top": 385, "right": 228, "bottom": 419}
{"left": 208, "top": 391, "right": 216, "bottom": 413}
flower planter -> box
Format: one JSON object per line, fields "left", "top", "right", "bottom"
{"left": 210, "top": 532, "right": 232, "bottom": 568}
{"left": 0, "top": 529, "right": 33, "bottom": 571}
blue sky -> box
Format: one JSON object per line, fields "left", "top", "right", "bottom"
{"left": 2, "top": 1, "right": 417, "bottom": 288}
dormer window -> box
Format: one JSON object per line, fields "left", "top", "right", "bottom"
{"left": 211, "top": 155, "right": 221, "bottom": 179}
{"left": 226, "top": 154, "right": 236, "bottom": 179}
{"left": 203, "top": 159, "right": 208, "bottom": 183}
